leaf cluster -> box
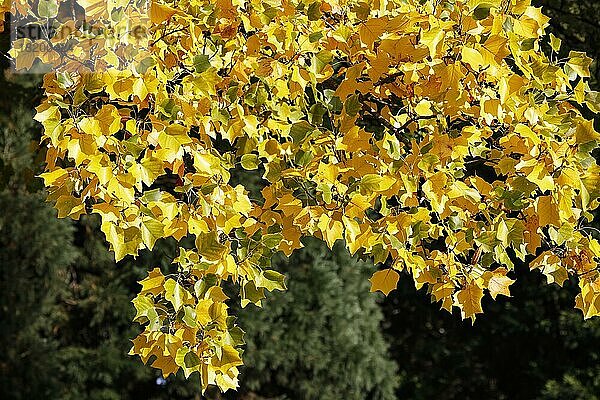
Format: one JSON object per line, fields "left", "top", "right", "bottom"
{"left": 7, "top": 0, "right": 600, "bottom": 393}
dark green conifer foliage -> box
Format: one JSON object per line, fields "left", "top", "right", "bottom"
{"left": 0, "top": 84, "right": 78, "bottom": 399}
{"left": 236, "top": 238, "right": 399, "bottom": 400}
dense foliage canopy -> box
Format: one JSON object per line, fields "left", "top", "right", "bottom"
{"left": 5, "top": 0, "right": 600, "bottom": 393}
{"left": 0, "top": 77, "right": 398, "bottom": 400}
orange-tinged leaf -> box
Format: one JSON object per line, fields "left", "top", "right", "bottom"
{"left": 152, "top": 354, "right": 180, "bottom": 378}
{"left": 149, "top": 1, "right": 178, "bottom": 24}
{"left": 359, "top": 18, "right": 387, "bottom": 48}
{"left": 535, "top": 196, "right": 560, "bottom": 228}
{"left": 369, "top": 269, "right": 400, "bottom": 296}
{"left": 455, "top": 283, "right": 484, "bottom": 322}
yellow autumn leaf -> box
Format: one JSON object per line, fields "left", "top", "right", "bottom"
{"left": 369, "top": 269, "right": 400, "bottom": 296}
{"left": 535, "top": 195, "right": 560, "bottom": 227}
{"left": 359, "top": 18, "right": 387, "bottom": 48}
{"left": 414, "top": 99, "right": 433, "bottom": 116}
{"left": 455, "top": 283, "right": 484, "bottom": 322}
{"left": 139, "top": 268, "right": 166, "bottom": 296}
{"left": 461, "top": 46, "right": 484, "bottom": 70}
{"left": 317, "top": 213, "right": 344, "bottom": 249}
{"left": 421, "top": 27, "right": 444, "bottom": 59}
{"left": 483, "top": 268, "right": 515, "bottom": 300}
{"left": 149, "top": 1, "right": 178, "bottom": 24}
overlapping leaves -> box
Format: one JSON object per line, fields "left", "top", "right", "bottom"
{"left": 8, "top": 0, "right": 600, "bottom": 393}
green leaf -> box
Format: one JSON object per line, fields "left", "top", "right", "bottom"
{"left": 37, "top": 0, "right": 59, "bottom": 18}
{"left": 194, "top": 274, "right": 218, "bottom": 298}
{"left": 585, "top": 91, "right": 600, "bottom": 113}
{"left": 309, "top": 103, "right": 327, "bottom": 125}
{"left": 359, "top": 175, "right": 382, "bottom": 192}
{"left": 227, "top": 326, "right": 245, "bottom": 346}
{"left": 241, "top": 281, "right": 265, "bottom": 308}
{"left": 314, "top": 50, "right": 333, "bottom": 73}
{"left": 258, "top": 270, "right": 287, "bottom": 291}
{"left": 132, "top": 295, "right": 155, "bottom": 322}
{"left": 136, "top": 57, "right": 156, "bottom": 74}
{"left": 307, "top": 1, "right": 321, "bottom": 21}
{"left": 472, "top": 4, "right": 491, "bottom": 20}
{"left": 196, "top": 232, "right": 225, "bottom": 261}
{"left": 184, "top": 351, "right": 201, "bottom": 368}
{"left": 345, "top": 94, "right": 361, "bottom": 117}
{"left": 324, "top": 89, "right": 343, "bottom": 113}
{"left": 520, "top": 38, "right": 535, "bottom": 51}
{"left": 193, "top": 55, "right": 211, "bottom": 73}
{"left": 262, "top": 233, "right": 283, "bottom": 249}
{"left": 290, "top": 121, "right": 313, "bottom": 142}
{"left": 241, "top": 154, "right": 259, "bottom": 170}
{"left": 182, "top": 305, "right": 198, "bottom": 328}
{"left": 475, "top": 231, "right": 498, "bottom": 253}
{"left": 164, "top": 279, "right": 187, "bottom": 311}
{"left": 551, "top": 223, "right": 575, "bottom": 246}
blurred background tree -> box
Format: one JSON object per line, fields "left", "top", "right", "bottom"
{"left": 1, "top": 1, "right": 600, "bottom": 399}
{"left": 234, "top": 239, "right": 399, "bottom": 400}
